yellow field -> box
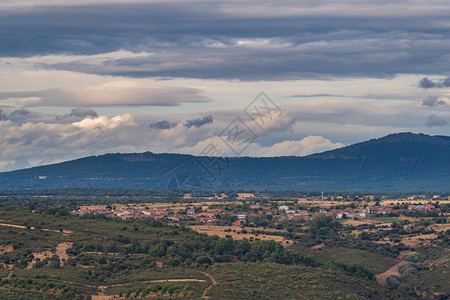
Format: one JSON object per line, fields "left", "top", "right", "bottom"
{"left": 189, "top": 225, "right": 292, "bottom": 247}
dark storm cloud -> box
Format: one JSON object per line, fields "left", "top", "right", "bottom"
{"left": 1, "top": 108, "right": 53, "bottom": 124}
{"left": 184, "top": 115, "right": 213, "bottom": 128}
{"left": 0, "top": 109, "right": 30, "bottom": 121}
{"left": 150, "top": 120, "right": 178, "bottom": 130}
{"left": 10, "top": 109, "right": 31, "bottom": 117}
{"left": 68, "top": 108, "right": 98, "bottom": 118}
{"left": 2, "top": 1, "right": 450, "bottom": 80}
{"left": 422, "top": 96, "right": 447, "bottom": 106}
{"left": 419, "top": 77, "right": 450, "bottom": 89}
{"left": 426, "top": 114, "right": 447, "bottom": 127}
{"left": 418, "top": 78, "right": 437, "bottom": 89}
{"left": 54, "top": 107, "right": 99, "bottom": 123}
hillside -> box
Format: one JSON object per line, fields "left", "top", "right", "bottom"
{"left": 2, "top": 132, "right": 450, "bottom": 191}
{"left": 0, "top": 208, "right": 416, "bottom": 299}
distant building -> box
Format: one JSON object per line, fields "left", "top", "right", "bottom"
{"left": 367, "top": 207, "right": 378, "bottom": 214}
{"left": 279, "top": 205, "right": 289, "bottom": 212}
{"left": 425, "top": 205, "right": 435, "bottom": 211}
{"left": 233, "top": 220, "right": 244, "bottom": 226}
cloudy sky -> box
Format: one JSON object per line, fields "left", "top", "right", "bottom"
{"left": 1, "top": 0, "right": 450, "bottom": 171}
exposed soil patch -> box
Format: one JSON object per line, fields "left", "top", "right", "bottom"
{"left": 27, "top": 242, "right": 72, "bottom": 269}
{"left": 237, "top": 193, "right": 255, "bottom": 199}
{"left": 0, "top": 245, "right": 13, "bottom": 254}
{"left": 376, "top": 261, "right": 404, "bottom": 284}
{"left": 311, "top": 243, "right": 324, "bottom": 249}
{"left": 401, "top": 233, "right": 437, "bottom": 247}
{"left": 189, "top": 225, "right": 292, "bottom": 247}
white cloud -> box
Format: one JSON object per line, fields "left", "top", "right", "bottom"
{"left": 257, "top": 137, "right": 344, "bottom": 157}
{"left": 174, "top": 135, "right": 343, "bottom": 157}
{"left": 73, "top": 114, "right": 135, "bottom": 129}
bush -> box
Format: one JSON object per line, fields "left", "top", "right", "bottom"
{"left": 386, "top": 275, "right": 401, "bottom": 289}
{"left": 397, "top": 284, "right": 410, "bottom": 293}
{"left": 33, "top": 261, "right": 44, "bottom": 268}
{"left": 400, "top": 267, "right": 418, "bottom": 280}
{"left": 398, "top": 262, "right": 421, "bottom": 274}
{"left": 196, "top": 256, "right": 212, "bottom": 265}
{"left": 404, "top": 252, "right": 425, "bottom": 263}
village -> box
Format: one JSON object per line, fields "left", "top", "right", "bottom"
{"left": 71, "top": 193, "right": 444, "bottom": 226}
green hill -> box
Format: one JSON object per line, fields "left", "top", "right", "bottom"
{"left": 2, "top": 132, "right": 450, "bottom": 191}
{"left": 0, "top": 208, "right": 416, "bottom": 299}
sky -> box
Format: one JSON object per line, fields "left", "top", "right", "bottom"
{"left": 1, "top": 0, "right": 450, "bottom": 171}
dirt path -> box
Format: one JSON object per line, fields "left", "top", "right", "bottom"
{"left": 91, "top": 278, "right": 208, "bottom": 299}
{"left": 376, "top": 261, "right": 403, "bottom": 284}
{"left": 200, "top": 271, "right": 217, "bottom": 299}
{"left": 147, "top": 279, "right": 206, "bottom": 283}
{"left": 0, "top": 222, "right": 71, "bottom": 234}
{"left": 284, "top": 286, "right": 311, "bottom": 300}
{"left": 311, "top": 243, "right": 324, "bottom": 249}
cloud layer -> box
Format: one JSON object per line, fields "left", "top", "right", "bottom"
{"left": 1, "top": 1, "right": 450, "bottom": 80}
{"left": 0, "top": 82, "right": 209, "bottom": 107}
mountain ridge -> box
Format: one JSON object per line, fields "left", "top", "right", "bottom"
{"left": 2, "top": 132, "right": 450, "bottom": 191}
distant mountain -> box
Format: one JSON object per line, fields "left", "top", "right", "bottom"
{"left": 2, "top": 132, "right": 450, "bottom": 191}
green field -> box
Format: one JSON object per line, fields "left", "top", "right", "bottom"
{"left": 207, "top": 263, "right": 412, "bottom": 299}
{"left": 0, "top": 208, "right": 420, "bottom": 299}
{"left": 372, "top": 217, "right": 403, "bottom": 222}
{"left": 288, "top": 244, "right": 397, "bottom": 274}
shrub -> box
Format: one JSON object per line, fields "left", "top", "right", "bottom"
{"left": 386, "top": 275, "right": 401, "bottom": 289}
{"left": 397, "top": 284, "right": 410, "bottom": 293}
{"left": 400, "top": 267, "right": 418, "bottom": 280}
{"left": 404, "top": 252, "right": 425, "bottom": 263}
{"left": 398, "top": 262, "right": 421, "bottom": 274}
{"left": 196, "top": 256, "right": 212, "bottom": 265}
{"left": 33, "top": 261, "right": 44, "bottom": 268}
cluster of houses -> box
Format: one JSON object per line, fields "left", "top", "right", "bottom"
{"left": 274, "top": 205, "right": 373, "bottom": 221}
{"left": 71, "top": 207, "right": 222, "bottom": 223}
{"left": 408, "top": 204, "right": 436, "bottom": 211}
{"left": 71, "top": 201, "right": 440, "bottom": 225}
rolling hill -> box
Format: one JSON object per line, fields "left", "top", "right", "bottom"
{"left": 2, "top": 132, "right": 450, "bottom": 191}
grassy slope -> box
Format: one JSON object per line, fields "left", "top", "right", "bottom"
{"left": 406, "top": 251, "right": 450, "bottom": 296}
{"left": 0, "top": 209, "right": 414, "bottom": 299}
{"left": 288, "top": 243, "right": 397, "bottom": 275}
{"left": 207, "top": 263, "right": 413, "bottom": 300}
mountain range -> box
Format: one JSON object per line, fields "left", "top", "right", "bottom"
{"left": 2, "top": 132, "right": 450, "bottom": 191}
